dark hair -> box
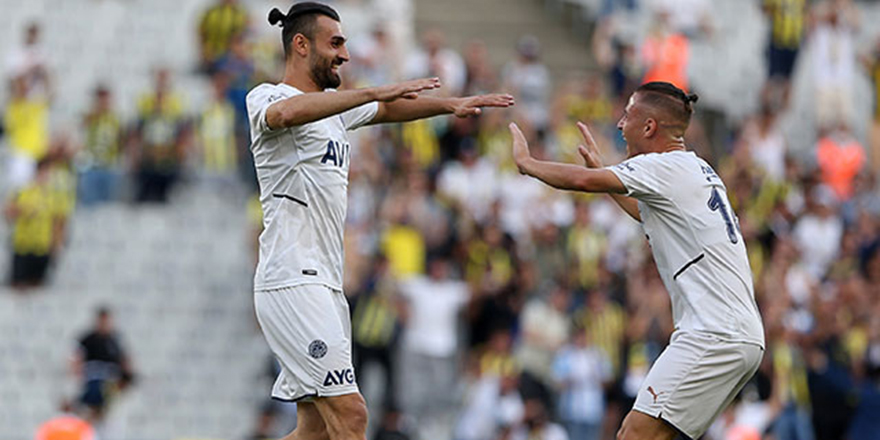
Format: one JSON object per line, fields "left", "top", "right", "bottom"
{"left": 634, "top": 81, "right": 698, "bottom": 133}
{"left": 268, "top": 2, "right": 340, "bottom": 57}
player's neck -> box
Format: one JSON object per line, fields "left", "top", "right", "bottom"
{"left": 658, "top": 136, "right": 687, "bottom": 154}
{"left": 281, "top": 66, "right": 322, "bottom": 93}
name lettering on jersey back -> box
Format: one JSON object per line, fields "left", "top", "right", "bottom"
{"left": 321, "top": 140, "right": 351, "bottom": 168}
{"left": 617, "top": 162, "right": 636, "bottom": 173}
{"left": 700, "top": 164, "right": 720, "bottom": 182}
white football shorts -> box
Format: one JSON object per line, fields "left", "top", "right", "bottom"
{"left": 632, "top": 331, "right": 763, "bottom": 439}
{"left": 255, "top": 284, "right": 359, "bottom": 401}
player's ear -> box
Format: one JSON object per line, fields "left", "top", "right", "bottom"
{"left": 644, "top": 118, "right": 658, "bottom": 138}
{"left": 292, "top": 33, "right": 310, "bottom": 57}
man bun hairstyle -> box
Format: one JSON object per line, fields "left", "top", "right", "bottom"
{"left": 635, "top": 81, "right": 698, "bottom": 134}
{"left": 268, "top": 2, "right": 341, "bottom": 56}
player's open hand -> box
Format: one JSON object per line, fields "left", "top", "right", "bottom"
{"left": 576, "top": 121, "right": 604, "bottom": 169}
{"left": 509, "top": 122, "right": 532, "bottom": 175}
{"left": 452, "top": 94, "right": 515, "bottom": 118}
{"left": 372, "top": 77, "right": 441, "bottom": 102}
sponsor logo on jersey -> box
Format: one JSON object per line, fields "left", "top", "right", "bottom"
{"left": 308, "top": 340, "right": 328, "bottom": 359}
{"left": 323, "top": 368, "right": 355, "bottom": 386}
{"left": 321, "top": 140, "right": 351, "bottom": 168}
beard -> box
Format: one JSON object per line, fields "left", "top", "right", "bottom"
{"left": 310, "top": 52, "right": 342, "bottom": 90}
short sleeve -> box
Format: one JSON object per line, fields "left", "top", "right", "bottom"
{"left": 340, "top": 101, "right": 379, "bottom": 131}
{"left": 605, "top": 154, "right": 666, "bottom": 200}
{"left": 246, "top": 84, "right": 285, "bottom": 135}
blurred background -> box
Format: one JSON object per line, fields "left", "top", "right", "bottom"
{"left": 1, "top": 0, "right": 880, "bottom": 439}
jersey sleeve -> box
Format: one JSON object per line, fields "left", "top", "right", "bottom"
{"left": 246, "top": 84, "right": 283, "bottom": 135}
{"left": 605, "top": 154, "right": 667, "bottom": 200}
{"left": 340, "top": 101, "right": 379, "bottom": 131}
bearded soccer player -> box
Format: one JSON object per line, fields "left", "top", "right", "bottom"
{"left": 510, "top": 82, "right": 764, "bottom": 440}
{"left": 246, "top": 3, "right": 514, "bottom": 440}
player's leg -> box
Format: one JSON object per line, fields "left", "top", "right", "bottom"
{"left": 312, "top": 392, "right": 368, "bottom": 440}
{"left": 280, "top": 401, "right": 329, "bottom": 440}
{"left": 616, "top": 410, "right": 678, "bottom": 440}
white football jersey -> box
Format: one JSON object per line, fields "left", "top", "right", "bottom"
{"left": 608, "top": 151, "right": 764, "bottom": 347}
{"left": 246, "top": 83, "right": 378, "bottom": 290}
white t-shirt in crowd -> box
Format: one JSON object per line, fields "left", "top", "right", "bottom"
{"left": 399, "top": 275, "right": 470, "bottom": 357}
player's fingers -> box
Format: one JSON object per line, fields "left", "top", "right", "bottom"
{"left": 508, "top": 122, "right": 526, "bottom": 144}
{"left": 577, "top": 144, "right": 590, "bottom": 159}
{"left": 576, "top": 121, "right": 598, "bottom": 150}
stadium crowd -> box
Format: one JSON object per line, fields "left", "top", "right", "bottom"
{"left": 2, "top": 0, "right": 880, "bottom": 439}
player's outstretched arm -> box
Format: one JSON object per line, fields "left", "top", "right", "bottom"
{"left": 510, "top": 122, "right": 626, "bottom": 194}
{"left": 575, "top": 122, "right": 641, "bottom": 222}
{"left": 265, "top": 77, "right": 441, "bottom": 129}
{"left": 369, "top": 93, "right": 515, "bottom": 124}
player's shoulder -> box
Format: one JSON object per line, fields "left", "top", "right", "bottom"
{"left": 246, "top": 83, "right": 300, "bottom": 104}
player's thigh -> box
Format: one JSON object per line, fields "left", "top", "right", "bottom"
{"left": 618, "top": 410, "right": 678, "bottom": 440}
{"left": 312, "top": 392, "right": 368, "bottom": 439}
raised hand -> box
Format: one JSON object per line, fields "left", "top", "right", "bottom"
{"left": 371, "top": 77, "right": 441, "bottom": 102}
{"left": 452, "top": 93, "right": 515, "bottom": 117}
{"left": 576, "top": 121, "right": 604, "bottom": 169}
{"left": 509, "top": 122, "right": 532, "bottom": 174}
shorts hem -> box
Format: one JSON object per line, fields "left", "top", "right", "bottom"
{"left": 255, "top": 280, "right": 343, "bottom": 293}
{"left": 271, "top": 387, "right": 359, "bottom": 403}
{"left": 631, "top": 406, "right": 695, "bottom": 440}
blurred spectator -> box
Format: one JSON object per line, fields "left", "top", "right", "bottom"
{"left": 197, "top": 0, "right": 249, "bottom": 73}
{"left": 516, "top": 286, "right": 571, "bottom": 386}
{"left": 649, "top": 0, "right": 713, "bottom": 38}
{"left": 351, "top": 255, "right": 402, "bottom": 410}
{"left": 3, "top": 75, "right": 50, "bottom": 189}
{"left": 71, "top": 306, "right": 136, "bottom": 423}
{"left": 792, "top": 185, "right": 844, "bottom": 279}
{"left": 455, "top": 368, "right": 524, "bottom": 440}
{"left": 399, "top": 255, "right": 471, "bottom": 438}
{"left": 510, "top": 398, "right": 569, "bottom": 440}
{"left": 197, "top": 73, "right": 238, "bottom": 187}
{"left": 380, "top": 199, "right": 427, "bottom": 278}
{"left": 861, "top": 37, "right": 880, "bottom": 174}
{"left": 3, "top": 157, "right": 67, "bottom": 290}
{"left": 437, "top": 141, "right": 498, "bottom": 224}
{"left": 463, "top": 39, "right": 498, "bottom": 96}
{"left": 131, "top": 68, "right": 189, "bottom": 203}
{"left": 502, "top": 35, "right": 551, "bottom": 131}
{"left": 816, "top": 125, "right": 865, "bottom": 201}
{"left": 405, "top": 29, "right": 466, "bottom": 96}
{"left": 351, "top": 26, "right": 399, "bottom": 88}
{"left": 762, "top": 0, "right": 808, "bottom": 104}
{"left": 640, "top": 11, "right": 691, "bottom": 92}
{"left": 737, "top": 99, "right": 788, "bottom": 182}
{"left": 4, "top": 22, "right": 51, "bottom": 98}
{"left": 810, "top": 0, "right": 858, "bottom": 130}
{"left": 34, "top": 400, "right": 95, "bottom": 440}
{"left": 78, "top": 85, "right": 123, "bottom": 206}
{"left": 551, "top": 327, "right": 612, "bottom": 440}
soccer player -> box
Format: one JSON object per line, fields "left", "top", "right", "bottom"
{"left": 246, "top": 3, "right": 514, "bottom": 440}
{"left": 509, "top": 81, "right": 764, "bottom": 440}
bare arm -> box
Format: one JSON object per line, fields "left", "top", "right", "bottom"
{"left": 370, "top": 93, "right": 515, "bottom": 124}
{"left": 265, "top": 77, "right": 441, "bottom": 129}
{"left": 510, "top": 123, "right": 626, "bottom": 194}
{"left": 573, "top": 122, "right": 641, "bottom": 222}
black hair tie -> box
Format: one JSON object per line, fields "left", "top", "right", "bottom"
{"left": 268, "top": 8, "right": 286, "bottom": 27}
